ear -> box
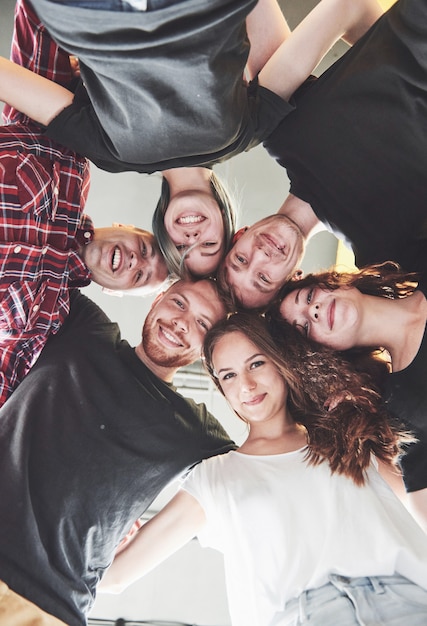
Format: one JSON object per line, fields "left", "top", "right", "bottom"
{"left": 232, "top": 226, "right": 248, "bottom": 245}
{"left": 292, "top": 269, "right": 304, "bottom": 281}
{"left": 151, "top": 290, "right": 166, "bottom": 307}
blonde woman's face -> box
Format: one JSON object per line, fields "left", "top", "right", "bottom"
{"left": 164, "top": 191, "right": 225, "bottom": 276}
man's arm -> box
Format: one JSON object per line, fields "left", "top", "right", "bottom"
{"left": 259, "top": 0, "right": 384, "bottom": 102}
{"left": 99, "top": 490, "right": 206, "bottom": 594}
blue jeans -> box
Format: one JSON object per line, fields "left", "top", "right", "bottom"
{"left": 280, "top": 574, "right": 427, "bottom": 626}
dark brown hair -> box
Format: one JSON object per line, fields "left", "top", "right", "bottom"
{"left": 203, "top": 312, "right": 412, "bottom": 486}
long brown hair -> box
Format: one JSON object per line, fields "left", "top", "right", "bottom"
{"left": 203, "top": 312, "right": 412, "bottom": 486}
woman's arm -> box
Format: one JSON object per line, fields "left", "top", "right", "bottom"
{"left": 258, "top": 0, "right": 384, "bottom": 102}
{"left": 99, "top": 489, "right": 206, "bottom": 594}
{"left": 0, "top": 56, "right": 73, "bottom": 126}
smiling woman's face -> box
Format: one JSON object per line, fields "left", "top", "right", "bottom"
{"left": 279, "top": 284, "right": 362, "bottom": 350}
{"left": 164, "top": 190, "right": 225, "bottom": 276}
{"left": 212, "top": 331, "right": 288, "bottom": 426}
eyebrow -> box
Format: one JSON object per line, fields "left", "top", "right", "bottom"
{"left": 217, "top": 352, "right": 265, "bottom": 375}
{"left": 200, "top": 248, "right": 221, "bottom": 258}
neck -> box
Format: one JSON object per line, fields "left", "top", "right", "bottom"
{"left": 162, "top": 167, "right": 211, "bottom": 196}
{"left": 134, "top": 342, "right": 177, "bottom": 383}
{"left": 278, "top": 193, "right": 322, "bottom": 239}
{"left": 240, "top": 409, "right": 307, "bottom": 455}
{"left": 353, "top": 291, "right": 427, "bottom": 368}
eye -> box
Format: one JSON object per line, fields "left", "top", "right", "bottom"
{"left": 295, "top": 323, "right": 309, "bottom": 338}
{"left": 135, "top": 270, "right": 143, "bottom": 284}
{"left": 202, "top": 241, "right": 216, "bottom": 248}
{"left": 221, "top": 371, "right": 236, "bottom": 381}
{"left": 250, "top": 359, "right": 265, "bottom": 370}
{"left": 173, "top": 298, "right": 185, "bottom": 309}
{"left": 141, "top": 241, "right": 147, "bottom": 258}
{"left": 176, "top": 244, "right": 188, "bottom": 252}
{"left": 307, "top": 287, "right": 314, "bottom": 304}
{"left": 197, "top": 319, "right": 209, "bottom": 332}
{"left": 258, "top": 274, "right": 270, "bottom": 284}
{"left": 235, "top": 254, "right": 246, "bottom": 265}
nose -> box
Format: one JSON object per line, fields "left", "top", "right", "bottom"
{"left": 128, "top": 251, "right": 147, "bottom": 271}
{"left": 253, "top": 244, "right": 273, "bottom": 262}
{"left": 184, "top": 230, "right": 200, "bottom": 245}
{"left": 308, "top": 302, "right": 320, "bottom": 321}
{"left": 241, "top": 372, "right": 256, "bottom": 394}
{"left": 172, "top": 315, "right": 189, "bottom": 333}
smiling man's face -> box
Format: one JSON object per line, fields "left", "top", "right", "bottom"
{"left": 141, "top": 279, "right": 226, "bottom": 371}
{"left": 80, "top": 225, "right": 168, "bottom": 292}
{"left": 221, "top": 215, "right": 304, "bottom": 308}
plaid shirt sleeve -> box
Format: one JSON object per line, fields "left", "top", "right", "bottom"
{"left": 2, "top": 0, "right": 74, "bottom": 125}
{"left": 0, "top": 0, "right": 92, "bottom": 407}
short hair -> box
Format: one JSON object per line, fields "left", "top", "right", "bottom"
{"left": 152, "top": 172, "right": 236, "bottom": 279}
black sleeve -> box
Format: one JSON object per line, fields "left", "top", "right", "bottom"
{"left": 44, "top": 84, "right": 127, "bottom": 173}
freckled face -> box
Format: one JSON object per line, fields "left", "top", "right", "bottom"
{"left": 164, "top": 191, "right": 225, "bottom": 276}
{"left": 280, "top": 285, "right": 362, "bottom": 349}
{"left": 222, "top": 215, "right": 304, "bottom": 308}
{"left": 212, "top": 331, "right": 288, "bottom": 424}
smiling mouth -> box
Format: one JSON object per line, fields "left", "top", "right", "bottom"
{"left": 177, "top": 215, "right": 206, "bottom": 225}
{"left": 243, "top": 393, "right": 266, "bottom": 406}
{"left": 259, "top": 234, "right": 286, "bottom": 257}
{"left": 159, "top": 325, "right": 184, "bottom": 348}
{"left": 112, "top": 246, "right": 121, "bottom": 272}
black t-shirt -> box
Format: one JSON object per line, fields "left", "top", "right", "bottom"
{"left": 31, "top": 0, "right": 292, "bottom": 173}
{"left": 383, "top": 282, "right": 427, "bottom": 492}
{"left": 0, "top": 291, "right": 234, "bottom": 625}
{"left": 264, "top": 0, "right": 427, "bottom": 275}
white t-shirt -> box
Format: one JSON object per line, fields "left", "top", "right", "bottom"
{"left": 183, "top": 448, "right": 427, "bottom": 626}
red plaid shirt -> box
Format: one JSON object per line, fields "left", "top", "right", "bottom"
{"left": 0, "top": 0, "right": 92, "bottom": 406}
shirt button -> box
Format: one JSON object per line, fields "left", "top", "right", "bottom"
{"left": 14, "top": 245, "right": 22, "bottom": 254}
{"left": 84, "top": 231, "right": 91, "bottom": 239}
{"left": 53, "top": 186, "right": 59, "bottom": 196}
{"left": 41, "top": 247, "right": 48, "bottom": 255}
{"left": 33, "top": 305, "right": 39, "bottom": 313}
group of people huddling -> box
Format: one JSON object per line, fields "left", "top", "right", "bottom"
{"left": 1, "top": 0, "right": 427, "bottom": 624}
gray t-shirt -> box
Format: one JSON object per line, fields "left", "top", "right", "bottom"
{"left": 32, "top": 0, "right": 293, "bottom": 172}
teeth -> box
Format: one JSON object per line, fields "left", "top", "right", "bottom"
{"left": 177, "top": 215, "right": 204, "bottom": 224}
{"left": 112, "top": 246, "right": 121, "bottom": 271}
{"left": 162, "top": 328, "right": 181, "bottom": 346}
